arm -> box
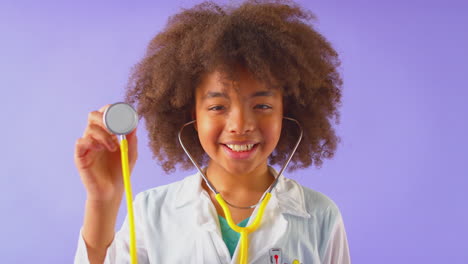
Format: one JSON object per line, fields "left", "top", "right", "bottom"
{"left": 74, "top": 193, "right": 149, "bottom": 264}
{"left": 73, "top": 104, "right": 140, "bottom": 263}
{"left": 82, "top": 197, "right": 122, "bottom": 264}
{"left": 321, "top": 212, "right": 351, "bottom": 264}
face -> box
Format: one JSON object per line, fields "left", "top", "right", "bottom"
{"left": 194, "top": 68, "right": 283, "bottom": 176}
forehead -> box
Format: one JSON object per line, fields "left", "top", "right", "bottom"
{"left": 196, "top": 69, "right": 274, "bottom": 95}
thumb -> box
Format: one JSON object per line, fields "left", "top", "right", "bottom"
{"left": 127, "top": 127, "right": 138, "bottom": 159}
{"left": 127, "top": 126, "right": 138, "bottom": 139}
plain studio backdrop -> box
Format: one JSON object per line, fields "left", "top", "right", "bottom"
{"left": 0, "top": 0, "right": 467, "bottom": 263}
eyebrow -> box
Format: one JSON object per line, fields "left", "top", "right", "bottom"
{"left": 202, "top": 92, "right": 229, "bottom": 100}
{"left": 251, "top": 91, "right": 274, "bottom": 97}
{"left": 202, "top": 90, "right": 274, "bottom": 100}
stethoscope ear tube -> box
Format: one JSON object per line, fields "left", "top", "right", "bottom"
{"left": 177, "top": 120, "right": 219, "bottom": 195}
{"left": 267, "top": 117, "right": 303, "bottom": 192}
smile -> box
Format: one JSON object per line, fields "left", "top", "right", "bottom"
{"left": 225, "top": 144, "right": 255, "bottom": 152}
{"left": 221, "top": 143, "right": 259, "bottom": 159}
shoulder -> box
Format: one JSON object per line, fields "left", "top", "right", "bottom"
{"left": 286, "top": 178, "right": 349, "bottom": 254}
{"left": 301, "top": 184, "right": 342, "bottom": 218}
{"left": 284, "top": 177, "right": 343, "bottom": 224}
{"left": 297, "top": 183, "right": 351, "bottom": 263}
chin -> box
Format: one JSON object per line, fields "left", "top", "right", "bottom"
{"left": 222, "top": 161, "right": 264, "bottom": 176}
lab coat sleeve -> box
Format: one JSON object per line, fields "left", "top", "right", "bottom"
{"left": 321, "top": 207, "right": 351, "bottom": 264}
{"left": 74, "top": 193, "right": 149, "bottom": 264}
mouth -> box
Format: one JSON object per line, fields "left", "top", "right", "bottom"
{"left": 221, "top": 143, "right": 259, "bottom": 159}
{"left": 224, "top": 143, "right": 256, "bottom": 152}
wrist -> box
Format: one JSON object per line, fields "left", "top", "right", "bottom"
{"left": 86, "top": 194, "right": 123, "bottom": 207}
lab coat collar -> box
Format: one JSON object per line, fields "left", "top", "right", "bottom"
{"left": 173, "top": 166, "right": 311, "bottom": 219}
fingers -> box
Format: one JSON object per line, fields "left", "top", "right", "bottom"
{"left": 75, "top": 137, "right": 101, "bottom": 159}
{"left": 76, "top": 104, "right": 138, "bottom": 162}
{"left": 85, "top": 109, "right": 120, "bottom": 146}
{"left": 75, "top": 106, "right": 120, "bottom": 161}
{"left": 126, "top": 127, "right": 138, "bottom": 160}
{"left": 98, "top": 104, "right": 111, "bottom": 113}
{"left": 84, "top": 124, "right": 119, "bottom": 152}
{"left": 127, "top": 126, "right": 138, "bottom": 139}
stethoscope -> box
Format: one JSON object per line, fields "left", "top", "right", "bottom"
{"left": 104, "top": 102, "right": 303, "bottom": 264}
{"left": 178, "top": 118, "right": 303, "bottom": 264}
{"left": 103, "top": 102, "right": 139, "bottom": 264}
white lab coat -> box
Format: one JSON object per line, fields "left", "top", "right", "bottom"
{"left": 74, "top": 167, "right": 351, "bottom": 264}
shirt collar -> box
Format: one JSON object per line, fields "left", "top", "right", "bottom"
{"left": 173, "top": 166, "right": 311, "bottom": 219}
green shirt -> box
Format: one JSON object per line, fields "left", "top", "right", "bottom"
{"left": 218, "top": 215, "right": 250, "bottom": 258}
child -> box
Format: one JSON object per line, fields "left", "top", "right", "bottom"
{"left": 74, "top": 0, "right": 350, "bottom": 263}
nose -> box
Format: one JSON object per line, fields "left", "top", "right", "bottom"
{"left": 226, "top": 106, "right": 255, "bottom": 135}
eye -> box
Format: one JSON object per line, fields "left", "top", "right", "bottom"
{"left": 208, "top": 105, "right": 225, "bottom": 111}
{"left": 254, "top": 104, "right": 272, "bottom": 110}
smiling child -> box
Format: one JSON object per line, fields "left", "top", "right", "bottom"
{"left": 74, "top": 0, "right": 351, "bottom": 263}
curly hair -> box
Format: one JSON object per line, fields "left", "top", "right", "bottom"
{"left": 125, "top": 0, "right": 343, "bottom": 174}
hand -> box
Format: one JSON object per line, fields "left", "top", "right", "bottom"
{"left": 74, "top": 104, "right": 139, "bottom": 202}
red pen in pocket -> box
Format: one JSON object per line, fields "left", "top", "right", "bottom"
{"left": 269, "top": 248, "right": 282, "bottom": 264}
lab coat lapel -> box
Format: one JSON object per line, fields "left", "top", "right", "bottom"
{"left": 175, "top": 172, "right": 230, "bottom": 263}
{"left": 174, "top": 174, "right": 221, "bottom": 264}
{"left": 193, "top": 197, "right": 225, "bottom": 264}
{"left": 230, "top": 192, "right": 288, "bottom": 264}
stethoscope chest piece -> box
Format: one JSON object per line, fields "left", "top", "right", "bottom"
{"left": 103, "top": 102, "right": 138, "bottom": 135}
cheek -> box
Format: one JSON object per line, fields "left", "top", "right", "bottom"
{"left": 197, "top": 117, "right": 223, "bottom": 148}
{"left": 262, "top": 116, "right": 283, "bottom": 146}
{"left": 272, "top": 121, "right": 283, "bottom": 144}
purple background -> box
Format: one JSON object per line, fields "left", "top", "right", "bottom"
{"left": 1, "top": 0, "right": 467, "bottom": 263}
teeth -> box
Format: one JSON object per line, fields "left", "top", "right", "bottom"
{"left": 226, "top": 144, "right": 255, "bottom": 152}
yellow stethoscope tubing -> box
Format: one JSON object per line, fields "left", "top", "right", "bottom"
{"left": 119, "top": 137, "right": 138, "bottom": 264}
{"left": 215, "top": 192, "right": 272, "bottom": 264}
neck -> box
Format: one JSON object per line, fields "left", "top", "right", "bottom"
{"left": 203, "top": 162, "right": 275, "bottom": 206}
